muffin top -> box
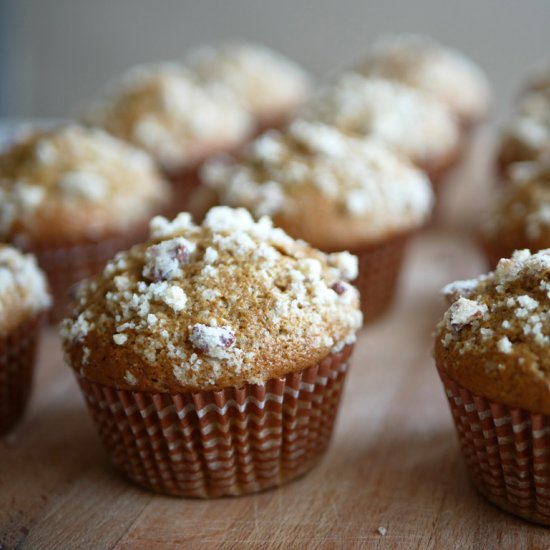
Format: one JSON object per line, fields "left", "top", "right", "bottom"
{"left": 482, "top": 158, "right": 550, "bottom": 251}
{"left": 356, "top": 34, "right": 491, "bottom": 126}
{"left": 0, "top": 125, "right": 169, "bottom": 245}
{"left": 0, "top": 245, "right": 51, "bottom": 335}
{"left": 435, "top": 249, "right": 550, "bottom": 413}
{"left": 60, "top": 206, "right": 362, "bottom": 392}
{"left": 498, "top": 93, "right": 550, "bottom": 170}
{"left": 82, "top": 63, "right": 253, "bottom": 170}
{"left": 302, "top": 73, "right": 460, "bottom": 167}
{"left": 186, "top": 41, "right": 311, "bottom": 122}
{"left": 201, "top": 120, "right": 433, "bottom": 250}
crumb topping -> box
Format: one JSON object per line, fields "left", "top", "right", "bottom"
{"left": 0, "top": 245, "right": 51, "bottom": 334}
{"left": 499, "top": 93, "right": 550, "bottom": 166}
{"left": 437, "top": 249, "right": 550, "bottom": 365}
{"left": 357, "top": 34, "right": 491, "bottom": 124}
{"left": 0, "top": 124, "right": 169, "bottom": 242}
{"left": 82, "top": 63, "right": 253, "bottom": 170}
{"left": 482, "top": 157, "right": 550, "bottom": 246}
{"left": 186, "top": 41, "right": 311, "bottom": 120}
{"left": 302, "top": 73, "right": 460, "bottom": 166}
{"left": 201, "top": 120, "right": 433, "bottom": 242}
{"left": 60, "top": 207, "right": 362, "bottom": 391}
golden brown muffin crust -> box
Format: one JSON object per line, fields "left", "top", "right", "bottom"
{"left": 0, "top": 125, "right": 169, "bottom": 245}
{"left": 82, "top": 63, "right": 253, "bottom": 170}
{"left": 61, "top": 207, "right": 362, "bottom": 392}
{"left": 435, "top": 249, "right": 550, "bottom": 414}
{"left": 482, "top": 159, "right": 550, "bottom": 254}
{"left": 199, "top": 120, "right": 433, "bottom": 250}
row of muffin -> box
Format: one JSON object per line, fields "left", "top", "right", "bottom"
{"left": 4, "top": 202, "right": 550, "bottom": 527}
{"left": 0, "top": 36, "right": 492, "bottom": 323}
{"left": 2, "top": 39, "right": 550, "bottom": 527}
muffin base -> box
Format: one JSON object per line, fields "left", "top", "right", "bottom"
{"left": 348, "top": 232, "right": 412, "bottom": 325}
{"left": 30, "top": 225, "right": 149, "bottom": 323}
{"left": 0, "top": 313, "right": 44, "bottom": 435}
{"left": 76, "top": 345, "right": 354, "bottom": 498}
{"left": 438, "top": 366, "right": 550, "bottom": 526}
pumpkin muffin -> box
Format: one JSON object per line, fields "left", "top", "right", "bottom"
{"left": 435, "top": 249, "right": 550, "bottom": 525}
{"left": 356, "top": 34, "right": 491, "bottom": 130}
{"left": 0, "top": 245, "right": 50, "bottom": 434}
{"left": 481, "top": 158, "right": 550, "bottom": 267}
{"left": 60, "top": 206, "right": 362, "bottom": 497}
{"left": 0, "top": 124, "right": 169, "bottom": 321}
{"left": 81, "top": 62, "right": 253, "bottom": 212}
{"left": 302, "top": 73, "right": 461, "bottom": 193}
{"left": 497, "top": 92, "right": 550, "bottom": 175}
{"left": 198, "top": 120, "right": 434, "bottom": 323}
{"left": 187, "top": 41, "right": 312, "bottom": 134}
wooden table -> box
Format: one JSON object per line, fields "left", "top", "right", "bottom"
{"left": 1, "top": 133, "right": 549, "bottom": 548}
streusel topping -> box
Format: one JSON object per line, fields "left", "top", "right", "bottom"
{"left": 61, "top": 207, "right": 362, "bottom": 391}
{"left": 436, "top": 249, "right": 550, "bottom": 412}
{"left": 0, "top": 125, "right": 169, "bottom": 243}
{"left": 202, "top": 120, "right": 433, "bottom": 244}
{"left": 302, "top": 73, "right": 460, "bottom": 166}
{"left": 82, "top": 63, "right": 253, "bottom": 170}
{"left": 500, "top": 93, "right": 550, "bottom": 166}
{"left": 482, "top": 158, "right": 550, "bottom": 246}
{"left": 0, "top": 245, "right": 51, "bottom": 334}
{"left": 186, "top": 42, "right": 311, "bottom": 121}
{"left": 357, "top": 34, "right": 491, "bottom": 124}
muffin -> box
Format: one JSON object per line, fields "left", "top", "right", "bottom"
{"left": 0, "top": 124, "right": 170, "bottom": 321}
{"left": 81, "top": 63, "right": 253, "bottom": 212}
{"left": 302, "top": 73, "right": 461, "bottom": 193}
{"left": 435, "top": 249, "right": 550, "bottom": 525}
{"left": 0, "top": 245, "right": 50, "bottom": 434}
{"left": 198, "top": 120, "right": 434, "bottom": 323}
{"left": 481, "top": 158, "right": 550, "bottom": 267}
{"left": 186, "top": 41, "right": 312, "bottom": 133}
{"left": 497, "top": 92, "right": 550, "bottom": 175}
{"left": 521, "top": 64, "right": 550, "bottom": 99}
{"left": 60, "top": 206, "right": 362, "bottom": 497}
{"left": 356, "top": 34, "right": 491, "bottom": 130}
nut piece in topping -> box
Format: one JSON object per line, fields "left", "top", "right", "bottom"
{"left": 142, "top": 237, "right": 194, "bottom": 282}
{"left": 447, "top": 297, "right": 487, "bottom": 331}
{"left": 189, "top": 324, "right": 236, "bottom": 359}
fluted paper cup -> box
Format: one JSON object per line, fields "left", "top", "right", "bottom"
{"left": 348, "top": 232, "right": 412, "bottom": 325}
{"left": 0, "top": 313, "right": 45, "bottom": 435}
{"left": 438, "top": 366, "right": 550, "bottom": 526}
{"left": 76, "top": 345, "right": 354, "bottom": 498}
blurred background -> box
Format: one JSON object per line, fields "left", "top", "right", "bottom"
{"left": 0, "top": 0, "right": 548, "bottom": 121}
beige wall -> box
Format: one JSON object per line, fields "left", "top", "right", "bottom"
{"left": 3, "top": 0, "right": 550, "bottom": 119}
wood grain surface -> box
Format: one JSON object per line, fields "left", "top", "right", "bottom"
{"left": 1, "top": 132, "right": 549, "bottom": 549}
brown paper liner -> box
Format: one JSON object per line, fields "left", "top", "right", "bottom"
{"left": 438, "top": 366, "right": 550, "bottom": 526}
{"left": 0, "top": 313, "right": 44, "bottom": 435}
{"left": 348, "top": 232, "right": 412, "bottom": 325}
{"left": 163, "top": 166, "right": 202, "bottom": 218}
{"left": 76, "top": 345, "right": 354, "bottom": 498}
{"left": 30, "top": 224, "right": 149, "bottom": 323}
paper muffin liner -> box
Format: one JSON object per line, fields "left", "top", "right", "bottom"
{"left": 0, "top": 313, "right": 45, "bottom": 435}
{"left": 163, "top": 166, "right": 202, "bottom": 218}
{"left": 437, "top": 366, "right": 550, "bottom": 526}
{"left": 349, "top": 231, "right": 412, "bottom": 325}
{"left": 30, "top": 224, "right": 149, "bottom": 323}
{"left": 76, "top": 345, "right": 353, "bottom": 498}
